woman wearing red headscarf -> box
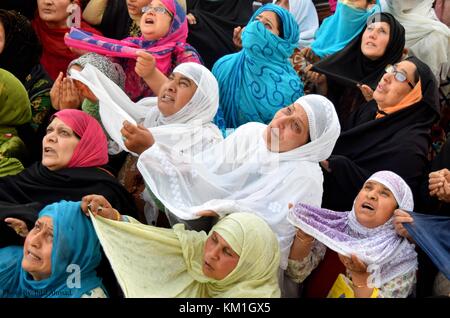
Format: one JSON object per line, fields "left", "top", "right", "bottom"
{"left": 32, "top": 0, "right": 102, "bottom": 80}
{"left": 0, "top": 109, "right": 137, "bottom": 247}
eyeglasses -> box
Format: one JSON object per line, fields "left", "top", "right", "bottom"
{"left": 141, "top": 5, "right": 173, "bottom": 18}
{"left": 385, "top": 64, "right": 415, "bottom": 89}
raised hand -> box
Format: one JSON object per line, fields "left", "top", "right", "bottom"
{"left": 120, "top": 120, "right": 155, "bottom": 154}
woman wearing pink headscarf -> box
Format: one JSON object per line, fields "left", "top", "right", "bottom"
{"left": 0, "top": 109, "right": 137, "bottom": 247}
{"left": 65, "top": 0, "right": 201, "bottom": 101}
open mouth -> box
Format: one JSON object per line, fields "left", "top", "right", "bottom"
{"left": 27, "top": 250, "right": 41, "bottom": 262}
{"left": 145, "top": 17, "right": 155, "bottom": 25}
{"left": 160, "top": 93, "right": 174, "bottom": 103}
{"left": 44, "top": 147, "right": 55, "bottom": 154}
{"left": 361, "top": 202, "right": 375, "bottom": 211}
{"left": 365, "top": 41, "right": 376, "bottom": 48}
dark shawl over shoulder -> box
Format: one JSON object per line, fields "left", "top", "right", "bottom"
{"left": 186, "top": 0, "right": 254, "bottom": 69}
{"left": 99, "top": 0, "right": 132, "bottom": 39}
{"left": 322, "top": 56, "right": 440, "bottom": 211}
{"left": 0, "top": 162, "right": 137, "bottom": 246}
{"left": 312, "top": 13, "right": 405, "bottom": 121}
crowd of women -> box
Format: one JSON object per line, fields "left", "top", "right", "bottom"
{"left": 0, "top": 0, "right": 449, "bottom": 299}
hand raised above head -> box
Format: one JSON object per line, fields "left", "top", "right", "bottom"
{"left": 5, "top": 218, "right": 29, "bottom": 238}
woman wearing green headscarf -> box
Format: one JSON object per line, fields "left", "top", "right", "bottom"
{"left": 0, "top": 69, "right": 32, "bottom": 177}
{"left": 81, "top": 194, "right": 281, "bottom": 297}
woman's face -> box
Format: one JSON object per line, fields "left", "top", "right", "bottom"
{"left": 264, "top": 103, "right": 310, "bottom": 153}
{"left": 126, "top": 0, "right": 151, "bottom": 18}
{"left": 354, "top": 180, "right": 398, "bottom": 228}
{"left": 42, "top": 117, "right": 80, "bottom": 170}
{"left": 0, "top": 21, "right": 5, "bottom": 54}
{"left": 22, "top": 216, "right": 53, "bottom": 281}
{"left": 361, "top": 22, "right": 390, "bottom": 60}
{"left": 255, "top": 11, "right": 281, "bottom": 37}
{"left": 69, "top": 65, "right": 98, "bottom": 103}
{"left": 373, "top": 60, "right": 417, "bottom": 109}
{"left": 157, "top": 72, "right": 197, "bottom": 116}
{"left": 140, "top": 0, "right": 172, "bottom": 40}
{"left": 37, "top": 0, "right": 72, "bottom": 28}
{"left": 202, "top": 231, "right": 240, "bottom": 280}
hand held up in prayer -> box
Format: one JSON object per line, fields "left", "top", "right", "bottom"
{"left": 357, "top": 84, "right": 374, "bottom": 102}
{"left": 186, "top": 13, "right": 197, "bottom": 25}
{"left": 393, "top": 209, "right": 414, "bottom": 242}
{"left": 233, "top": 26, "right": 244, "bottom": 51}
{"left": 50, "top": 72, "right": 82, "bottom": 110}
{"left": 4, "top": 218, "right": 29, "bottom": 237}
{"left": 120, "top": 121, "right": 155, "bottom": 155}
{"left": 135, "top": 50, "right": 157, "bottom": 81}
{"left": 196, "top": 210, "right": 219, "bottom": 218}
{"left": 429, "top": 169, "right": 450, "bottom": 203}
{"left": 81, "top": 194, "right": 121, "bottom": 220}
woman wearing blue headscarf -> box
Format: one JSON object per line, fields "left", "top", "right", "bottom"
{"left": 0, "top": 200, "right": 105, "bottom": 298}
{"left": 212, "top": 4, "right": 303, "bottom": 130}
{"left": 311, "top": 0, "right": 381, "bottom": 59}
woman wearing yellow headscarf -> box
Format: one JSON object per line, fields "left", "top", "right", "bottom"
{"left": 82, "top": 194, "right": 281, "bottom": 298}
{"left": 0, "top": 69, "right": 32, "bottom": 176}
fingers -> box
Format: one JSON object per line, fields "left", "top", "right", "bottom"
{"left": 5, "top": 218, "right": 29, "bottom": 237}
{"left": 121, "top": 120, "right": 138, "bottom": 139}
{"left": 196, "top": 210, "right": 218, "bottom": 217}
{"left": 81, "top": 195, "right": 112, "bottom": 217}
{"left": 358, "top": 84, "right": 374, "bottom": 101}
{"left": 187, "top": 13, "right": 197, "bottom": 25}
{"left": 288, "top": 203, "right": 293, "bottom": 209}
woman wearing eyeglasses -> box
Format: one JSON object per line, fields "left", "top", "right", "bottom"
{"left": 67, "top": 0, "right": 200, "bottom": 102}
{"left": 119, "top": 0, "right": 201, "bottom": 102}
{"left": 298, "top": 56, "right": 440, "bottom": 298}
{"left": 320, "top": 56, "right": 440, "bottom": 212}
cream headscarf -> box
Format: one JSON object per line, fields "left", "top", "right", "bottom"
{"left": 90, "top": 212, "right": 281, "bottom": 297}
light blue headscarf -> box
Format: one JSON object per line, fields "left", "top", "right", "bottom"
{"left": 0, "top": 201, "right": 103, "bottom": 298}
{"left": 212, "top": 4, "right": 303, "bottom": 130}
{"left": 311, "top": 0, "right": 381, "bottom": 58}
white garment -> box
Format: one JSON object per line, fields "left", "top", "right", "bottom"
{"left": 137, "top": 94, "right": 341, "bottom": 269}
{"left": 274, "top": 0, "right": 319, "bottom": 48}
{"left": 70, "top": 63, "right": 223, "bottom": 156}
{"left": 384, "top": 0, "right": 450, "bottom": 81}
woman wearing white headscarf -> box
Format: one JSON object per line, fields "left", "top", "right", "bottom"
{"left": 70, "top": 62, "right": 223, "bottom": 222}
{"left": 274, "top": 0, "right": 319, "bottom": 48}
{"left": 137, "top": 94, "right": 341, "bottom": 269}
{"left": 384, "top": 0, "right": 450, "bottom": 82}
{"left": 287, "top": 171, "right": 417, "bottom": 298}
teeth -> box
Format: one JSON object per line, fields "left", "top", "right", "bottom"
{"left": 28, "top": 251, "right": 41, "bottom": 261}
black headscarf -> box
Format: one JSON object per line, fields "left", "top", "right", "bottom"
{"left": 0, "top": 0, "right": 37, "bottom": 19}
{"left": 186, "top": 0, "right": 254, "bottom": 69}
{"left": 322, "top": 56, "right": 440, "bottom": 211}
{"left": 312, "top": 12, "right": 405, "bottom": 89}
{"left": 0, "top": 10, "right": 42, "bottom": 84}
{"left": 0, "top": 162, "right": 138, "bottom": 247}
{"left": 99, "top": 0, "right": 132, "bottom": 40}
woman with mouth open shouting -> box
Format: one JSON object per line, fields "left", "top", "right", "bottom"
{"left": 0, "top": 200, "right": 107, "bottom": 298}
{"left": 0, "top": 109, "right": 136, "bottom": 247}
{"left": 287, "top": 170, "right": 418, "bottom": 298}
